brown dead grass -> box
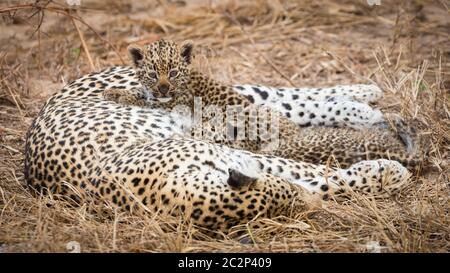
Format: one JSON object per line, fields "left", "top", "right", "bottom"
{"left": 0, "top": 0, "right": 449, "bottom": 253}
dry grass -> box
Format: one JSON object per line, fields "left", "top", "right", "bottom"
{"left": 0, "top": 0, "right": 449, "bottom": 252}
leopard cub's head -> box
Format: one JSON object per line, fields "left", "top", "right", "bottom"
{"left": 128, "top": 39, "right": 194, "bottom": 99}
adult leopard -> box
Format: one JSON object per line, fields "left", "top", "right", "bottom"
{"left": 24, "top": 58, "right": 412, "bottom": 233}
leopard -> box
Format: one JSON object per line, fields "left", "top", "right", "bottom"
{"left": 103, "top": 39, "right": 420, "bottom": 169}
{"left": 232, "top": 83, "right": 385, "bottom": 129}
{"left": 24, "top": 63, "right": 413, "bottom": 233}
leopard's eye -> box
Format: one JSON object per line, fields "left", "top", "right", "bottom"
{"left": 148, "top": 71, "right": 158, "bottom": 79}
{"left": 168, "top": 69, "right": 179, "bottom": 78}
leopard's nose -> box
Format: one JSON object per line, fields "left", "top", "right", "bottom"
{"left": 158, "top": 84, "right": 169, "bottom": 94}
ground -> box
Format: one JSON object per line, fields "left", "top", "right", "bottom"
{"left": 0, "top": 0, "right": 449, "bottom": 252}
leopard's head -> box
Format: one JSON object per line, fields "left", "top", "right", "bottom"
{"left": 128, "top": 39, "right": 194, "bottom": 99}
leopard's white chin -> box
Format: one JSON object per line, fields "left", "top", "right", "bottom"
{"left": 156, "top": 97, "right": 172, "bottom": 103}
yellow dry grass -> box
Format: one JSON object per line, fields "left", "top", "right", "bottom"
{"left": 0, "top": 0, "right": 449, "bottom": 252}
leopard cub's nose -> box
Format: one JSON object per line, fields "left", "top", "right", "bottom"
{"left": 158, "top": 84, "right": 169, "bottom": 94}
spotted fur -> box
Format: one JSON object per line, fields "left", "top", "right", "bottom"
{"left": 24, "top": 39, "right": 419, "bottom": 232}
{"left": 105, "top": 39, "right": 420, "bottom": 169}
{"left": 232, "top": 83, "right": 383, "bottom": 104}
{"left": 24, "top": 64, "right": 414, "bottom": 232}
{"left": 231, "top": 84, "right": 386, "bottom": 128}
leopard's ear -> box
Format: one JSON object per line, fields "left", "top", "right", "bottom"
{"left": 179, "top": 40, "right": 194, "bottom": 64}
{"left": 227, "top": 169, "right": 257, "bottom": 190}
{"left": 127, "top": 44, "right": 144, "bottom": 66}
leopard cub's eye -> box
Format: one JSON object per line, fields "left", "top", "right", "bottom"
{"left": 148, "top": 71, "right": 158, "bottom": 79}
{"left": 169, "top": 69, "right": 179, "bottom": 78}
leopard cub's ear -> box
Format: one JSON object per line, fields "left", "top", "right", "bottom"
{"left": 179, "top": 40, "right": 194, "bottom": 64}
{"left": 127, "top": 44, "right": 144, "bottom": 66}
